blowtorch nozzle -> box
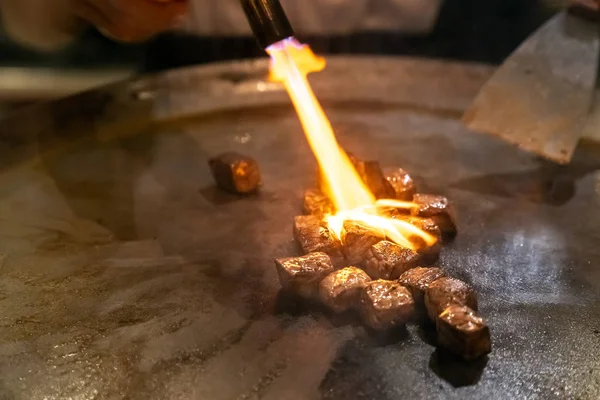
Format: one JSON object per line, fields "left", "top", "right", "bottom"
{"left": 239, "top": 0, "right": 295, "bottom": 49}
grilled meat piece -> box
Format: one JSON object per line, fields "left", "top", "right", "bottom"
{"left": 317, "top": 155, "right": 395, "bottom": 200}
{"left": 384, "top": 167, "right": 416, "bottom": 201}
{"left": 407, "top": 217, "right": 443, "bottom": 241}
{"left": 341, "top": 220, "right": 385, "bottom": 265}
{"left": 293, "top": 215, "right": 345, "bottom": 268}
{"left": 352, "top": 159, "right": 396, "bottom": 200}
{"left": 359, "top": 280, "right": 415, "bottom": 330}
{"left": 411, "top": 194, "right": 457, "bottom": 240}
{"left": 425, "top": 277, "right": 478, "bottom": 321}
{"left": 362, "top": 241, "right": 420, "bottom": 280}
{"left": 436, "top": 305, "right": 491, "bottom": 360}
{"left": 209, "top": 152, "right": 261, "bottom": 194}
{"left": 416, "top": 241, "right": 441, "bottom": 266}
{"left": 275, "top": 252, "right": 335, "bottom": 300}
{"left": 319, "top": 267, "right": 371, "bottom": 313}
{"left": 398, "top": 267, "right": 446, "bottom": 313}
{"left": 303, "top": 188, "right": 335, "bottom": 218}
{"left": 392, "top": 216, "right": 441, "bottom": 265}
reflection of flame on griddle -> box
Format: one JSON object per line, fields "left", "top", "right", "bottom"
{"left": 267, "top": 38, "right": 435, "bottom": 251}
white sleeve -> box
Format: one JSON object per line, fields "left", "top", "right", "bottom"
{"left": 0, "top": 0, "right": 78, "bottom": 51}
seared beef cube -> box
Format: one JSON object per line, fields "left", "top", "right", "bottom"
{"left": 318, "top": 156, "right": 395, "bottom": 200}
{"left": 293, "top": 215, "right": 344, "bottom": 268}
{"left": 353, "top": 160, "right": 396, "bottom": 200}
{"left": 425, "top": 277, "right": 478, "bottom": 321}
{"left": 408, "top": 217, "right": 443, "bottom": 241}
{"left": 275, "top": 252, "right": 335, "bottom": 300}
{"left": 398, "top": 267, "right": 446, "bottom": 312}
{"left": 363, "top": 241, "right": 420, "bottom": 280}
{"left": 303, "top": 188, "right": 335, "bottom": 218}
{"left": 384, "top": 167, "right": 416, "bottom": 201}
{"left": 411, "top": 194, "right": 457, "bottom": 239}
{"left": 319, "top": 267, "right": 371, "bottom": 313}
{"left": 392, "top": 216, "right": 441, "bottom": 264}
{"left": 359, "top": 280, "right": 415, "bottom": 330}
{"left": 341, "top": 220, "right": 385, "bottom": 265}
{"left": 436, "top": 305, "right": 491, "bottom": 360}
{"left": 209, "top": 152, "right": 261, "bottom": 194}
{"left": 416, "top": 241, "right": 441, "bottom": 266}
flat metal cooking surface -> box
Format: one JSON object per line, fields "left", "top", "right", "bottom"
{"left": 0, "top": 57, "right": 599, "bottom": 400}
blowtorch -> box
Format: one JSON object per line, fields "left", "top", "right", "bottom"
{"left": 239, "top": 0, "right": 295, "bottom": 49}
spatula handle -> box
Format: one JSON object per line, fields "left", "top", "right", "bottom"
{"left": 568, "top": 0, "right": 600, "bottom": 20}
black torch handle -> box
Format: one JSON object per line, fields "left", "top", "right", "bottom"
{"left": 239, "top": 0, "right": 295, "bottom": 49}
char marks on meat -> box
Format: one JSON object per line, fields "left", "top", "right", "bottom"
{"left": 319, "top": 267, "right": 371, "bottom": 313}
{"left": 398, "top": 267, "right": 446, "bottom": 311}
{"left": 274, "top": 252, "right": 335, "bottom": 300}
{"left": 303, "top": 188, "right": 335, "bottom": 218}
{"left": 384, "top": 167, "right": 416, "bottom": 201}
{"left": 341, "top": 220, "right": 385, "bottom": 266}
{"left": 293, "top": 215, "right": 345, "bottom": 268}
{"left": 392, "top": 216, "right": 442, "bottom": 265}
{"left": 436, "top": 305, "right": 491, "bottom": 360}
{"left": 412, "top": 194, "right": 457, "bottom": 240}
{"left": 350, "top": 158, "right": 396, "bottom": 200}
{"left": 359, "top": 280, "right": 415, "bottom": 330}
{"left": 424, "top": 277, "right": 478, "bottom": 321}
{"left": 319, "top": 153, "right": 396, "bottom": 200}
{"left": 209, "top": 152, "right": 261, "bottom": 194}
{"left": 362, "top": 240, "right": 420, "bottom": 280}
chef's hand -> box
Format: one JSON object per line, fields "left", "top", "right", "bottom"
{"left": 70, "top": 0, "right": 189, "bottom": 42}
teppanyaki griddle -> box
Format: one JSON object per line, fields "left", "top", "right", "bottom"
{"left": 0, "top": 57, "right": 599, "bottom": 400}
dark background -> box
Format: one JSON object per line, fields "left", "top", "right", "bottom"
{"left": 0, "top": 0, "right": 557, "bottom": 71}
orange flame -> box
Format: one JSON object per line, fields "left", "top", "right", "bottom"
{"left": 267, "top": 38, "right": 435, "bottom": 250}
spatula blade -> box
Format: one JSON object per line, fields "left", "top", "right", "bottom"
{"left": 463, "top": 12, "right": 599, "bottom": 164}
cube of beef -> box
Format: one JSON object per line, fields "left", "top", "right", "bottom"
{"left": 362, "top": 241, "right": 420, "bottom": 280}
{"left": 341, "top": 220, "right": 385, "bottom": 265}
{"left": 359, "top": 280, "right": 416, "bottom": 330}
{"left": 317, "top": 155, "right": 395, "bottom": 200}
{"left": 274, "top": 252, "right": 335, "bottom": 300}
{"left": 424, "top": 277, "right": 478, "bottom": 321}
{"left": 209, "top": 152, "right": 261, "bottom": 194}
{"left": 391, "top": 216, "right": 441, "bottom": 265}
{"left": 407, "top": 217, "right": 443, "bottom": 241}
{"left": 384, "top": 167, "right": 416, "bottom": 201}
{"left": 436, "top": 305, "right": 491, "bottom": 361}
{"left": 416, "top": 241, "right": 442, "bottom": 267}
{"left": 293, "top": 215, "right": 345, "bottom": 268}
{"left": 353, "top": 160, "right": 396, "bottom": 200}
{"left": 411, "top": 194, "right": 457, "bottom": 240}
{"left": 398, "top": 267, "right": 446, "bottom": 315}
{"left": 319, "top": 267, "right": 371, "bottom": 313}
{"left": 303, "top": 188, "right": 335, "bottom": 218}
